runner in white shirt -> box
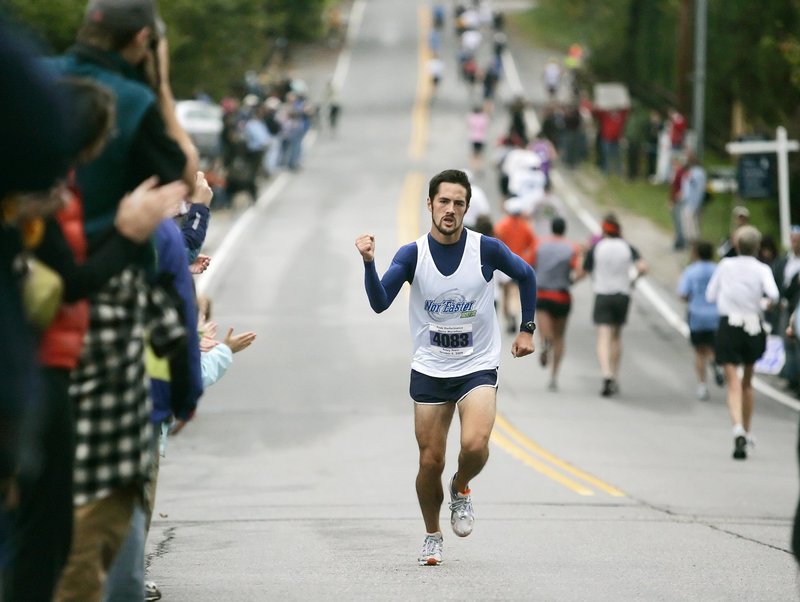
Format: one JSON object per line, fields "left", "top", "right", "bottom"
{"left": 706, "top": 225, "right": 779, "bottom": 460}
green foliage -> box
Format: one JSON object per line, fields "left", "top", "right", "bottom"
{"left": 2, "top": 0, "right": 334, "bottom": 99}
{"left": 708, "top": 0, "right": 800, "bottom": 127}
{"left": 2, "top": 0, "right": 84, "bottom": 52}
{"left": 511, "top": 0, "right": 800, "bottom": 143}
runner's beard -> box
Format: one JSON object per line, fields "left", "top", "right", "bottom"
{"left": 434, "top": 215, "right": 460, "bottom": 236}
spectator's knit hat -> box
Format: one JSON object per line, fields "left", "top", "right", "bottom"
{"left": 85, "top": 0, "right": 164, "bottom": 37}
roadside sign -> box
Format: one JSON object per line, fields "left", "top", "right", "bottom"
{"left": 733, "top": 136, "right": 775, "bottom": 199}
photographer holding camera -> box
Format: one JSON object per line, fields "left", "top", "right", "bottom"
{"left": 32, "top": 2, "right": 200, "bottom": 601}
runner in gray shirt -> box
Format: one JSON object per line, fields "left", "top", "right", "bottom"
{"left": 533, "top": 217, "right": 585, "bottom": 391}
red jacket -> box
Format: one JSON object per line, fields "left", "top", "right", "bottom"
{"left": 595, "top": 109, "right": 629, "bottom": 143}
{"left": 37, "top": 184, "right": 90, "bottom": 369}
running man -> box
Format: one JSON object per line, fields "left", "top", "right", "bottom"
{"left": 706, "top": 225, "right": 779, "bottom": 459}
{"left": 532, "top": 217, "right": 584, "bottom": 391}
{"left": 355, "top": 169, "right": 537, "bottom": 566}
{"left": 677, "top": 240, "right": 723, "bottom": 401}
{"left": 583, "top": 214, "right": 647, "bottom": 396}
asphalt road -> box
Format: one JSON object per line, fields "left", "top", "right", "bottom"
{"left": 146, "top": 1, "right": 800, "bottom": 600}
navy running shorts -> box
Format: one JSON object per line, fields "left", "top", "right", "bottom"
{"left": 410, "top": 368, "right": 498, "bottom": 404}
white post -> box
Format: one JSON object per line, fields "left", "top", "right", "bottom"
{"left": 725, "top": 127, "right": 799, "bottom": 251}
{"left": 777, "top": 126, "right": 792, "bottom": 252}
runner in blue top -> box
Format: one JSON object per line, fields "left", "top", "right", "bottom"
{"left": 677, "top": 240, "right": 723, "bottom": 400}
{"left": 355, "top": 169, "right": 537, "bottom": 566}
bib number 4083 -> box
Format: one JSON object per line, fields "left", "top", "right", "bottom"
{"left": 428, "top": 323, "right": 474, "bottom": 357}
{"left": 431, "top": 331, "right": 470, "bottom": 348}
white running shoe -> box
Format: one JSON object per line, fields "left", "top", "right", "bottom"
{"left": 448, "top": 475, "right": 475, "bottom": 537}
{"left": 418, "top": 532, "right": 443, "bottom": 566}
{"left": 695, "top": 383, "right": 710, "bottom": 401}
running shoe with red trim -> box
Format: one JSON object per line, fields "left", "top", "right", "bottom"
{"left": 418, "top": 532, "right": 443, "bottom": 566}
{"left": 448, "top": 474, "right": 475, "bottom": 537}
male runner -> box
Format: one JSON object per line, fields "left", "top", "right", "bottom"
{"left": 355, "top": 169, "right": 537, "bottom": 566}
{"left": 533, "top": 217, "right": 584, "bottom": 391}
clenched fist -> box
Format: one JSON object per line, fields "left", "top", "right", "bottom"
{"left": 355, "top": 234, "right": 376, "bottom": 262}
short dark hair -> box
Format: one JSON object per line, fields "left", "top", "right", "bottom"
{"left": 694, "top": 240, "right": 713, "bottom": 261}
{"left": 551, "top": 216, "right": 566, "bottom": 235}
{"left": 428, "top": 169, "right": 472, "bottom": 204}
{"left": 58, "top": 77, "right": 115, "bottom": 164}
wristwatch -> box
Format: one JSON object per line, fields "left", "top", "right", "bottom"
{"left": 520, "top": 320, "right": 536, "bottom": 334}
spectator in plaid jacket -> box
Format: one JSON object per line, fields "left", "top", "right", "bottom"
{"left": 44, "top": 1, "right": 199, "bottom": 600}
{"left": 2, "top": 76, "right": 188, "bottom": 602}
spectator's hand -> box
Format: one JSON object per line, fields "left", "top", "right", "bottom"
{"left": 199, "top": 336, "right": 219, "bottom": 353}
{"left": 511, "top": 332, "right": 535, "bottom": 358}
{"left": 115, "top": 177, "right": 188, "bottom": 243}
{"left": 224, "top": 328, "right": 256, "bottom": 353}
{"left": 355, "top": 234, "right": 375, "bottom": 262}
{"left": 189, "top": 254, "right": 211, "bottom": 274}
{"left": 200, "top": 320, "right": 218, "bottom": 340}
{"left": 191, "top": 171, "right": 213, "bottom": 207}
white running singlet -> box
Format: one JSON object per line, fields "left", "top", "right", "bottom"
{"left": 409, "top": 230, "right": 501, "bottom": 378}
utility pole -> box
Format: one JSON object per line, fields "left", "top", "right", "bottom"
{"left": 692, "top": 0, "right": 707, "bottom": 161}
{"left": 676, "top": 0, "right": 692, "bottom": 114}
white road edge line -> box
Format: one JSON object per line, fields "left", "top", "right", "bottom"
{"left": 503, "top": 47, "right": 800, "bottom": 412}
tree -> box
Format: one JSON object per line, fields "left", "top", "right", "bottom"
{"left": 2, "top": 0, "right": 334, "bottom": 99}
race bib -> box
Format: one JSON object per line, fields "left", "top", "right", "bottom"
{"left": 428, "top": 323, "right": 474, "bottom": 357}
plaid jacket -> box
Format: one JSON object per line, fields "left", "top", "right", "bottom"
{"left": 69, "top": 267, "right": 184, "bottom": 506}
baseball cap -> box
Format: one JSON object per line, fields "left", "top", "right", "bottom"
{"left": 84, "top": 0, "right": 164, "bottom": 37}
{"left": 732, "top": 205, "right": 750, "bottom": 218}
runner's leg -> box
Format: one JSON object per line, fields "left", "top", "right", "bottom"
{"left": 596, "top": 325, "right": 613, "bottom": 378}
{"left": 609, "top": 325, "right": 623, "bottom": 379}
{"left": 414, "top": 403, "right": 456, "bottom": 534}
{"left": 551, "top": 315, "right": 568, "bottom": 381}
{"left": 453, "top": 386, "right": 497, "bottom": 492}
{"left": 741, "top": 364, "right": 755, "bottom": 432}
{"left": 723, "top": 364, "right": 743, "bottom": 426}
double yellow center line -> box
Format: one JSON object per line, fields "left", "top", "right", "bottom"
{"left": 493, "top": 414, "right": 625, "bottom": 497}
{"left": 409, "top": 7, "right": 432, "bottom": 159}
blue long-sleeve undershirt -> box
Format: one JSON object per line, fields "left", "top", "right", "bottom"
{"left": 364, "top": 231, "right": 537, "bottom": 323}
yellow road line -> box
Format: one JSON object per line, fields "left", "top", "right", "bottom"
{"left": 397, "top": 171, "right": 424, "bottom": 243}
{"left": 408, "top": 6, "right": 431, "bottom": 159}
{"left": 494, "top": 413, "right": 626, "bottom": 497}
{"left": 491, "top": 431, "right": 595, "bottom": 496}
